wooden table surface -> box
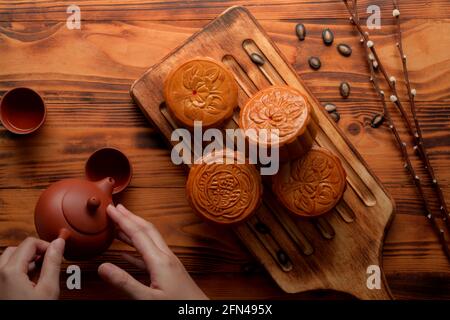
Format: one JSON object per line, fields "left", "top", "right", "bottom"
{"left": 0, "top": 0, "right": 449, "bottom": 300}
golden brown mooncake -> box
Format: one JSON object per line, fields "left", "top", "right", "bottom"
{"left": 273, "top": 146, "right": 347, "bottom": 218}
{"left": 163, "top": 57, "right": 238, "bottom": 130}
{"left": 186, "top": 151, "right": 262, "bottom": 225}
{"left": 239, "top": 85, "right": 317, "bottom": 161}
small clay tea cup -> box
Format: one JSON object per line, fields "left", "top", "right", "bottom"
{"left": 85, "top": 147, "right": 132, "bottom": 194}
{"left": 0, "top": 87, "right": 46, "bottom": 134}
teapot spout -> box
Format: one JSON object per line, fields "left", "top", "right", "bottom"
{"left": 96, "top": 177, "right": 115, "bottom": 196}
{"left": 58, "top": 228, "right": 71, "bottom": 240}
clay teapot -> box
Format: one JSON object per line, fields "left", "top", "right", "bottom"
{"left": 34, "top": 177, "right": 116, "bottom": 260}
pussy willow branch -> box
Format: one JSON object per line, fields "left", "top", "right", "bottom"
{"left": 365, "top": 46, "right": 450, "bottom": 260}
{"left": 342, "top": 0, "right": 414, "bottom": 137}
{"left": 352, "top": 0, "right": 358, "bottom": 20}
{"left": 343, "top": 0, "right": 450, "bottom": 259}
{"left": 392, "top": 0, "right": 450, "bottom": 231}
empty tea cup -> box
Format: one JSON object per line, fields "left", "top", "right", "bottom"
{"left": 0, "top": 87, "right": 46, "bottom": 134}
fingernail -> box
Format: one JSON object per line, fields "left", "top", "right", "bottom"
{"left": 107, "top": 204, "right": 115, "bottom": 211}
{"left": 99, "top": 263, "right": 114, "bottom": 276}
{"left": 116, "top": 204, "right": 127, "bottom": 214}
{"left": 52, "top": 238, "right": 65, "bottom": 252}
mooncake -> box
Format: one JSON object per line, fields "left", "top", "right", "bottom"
{"left": 164, "top": 57, "right": 238, "bottom": 130}
{"left": 239, "top": 85, "right": 317, "bottom": 161}
{"left": 186, "top": 151, "right": 262, "bottom": 225}
{"left": 273, "top": 146, "right": 346, "bottom": 217}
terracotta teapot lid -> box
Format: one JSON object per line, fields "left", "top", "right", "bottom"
{"left": 62, "top": 178, "right": 114, "bottom": 234}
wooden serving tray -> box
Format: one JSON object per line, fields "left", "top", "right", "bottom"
{"left": 130, "top": 6, "right": 395, "bottom": 299}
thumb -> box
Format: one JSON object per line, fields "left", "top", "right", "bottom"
{"left": 37, "top": 238, "right": 65, "bottom": 298}
{"left": 98, "top": 263, "right": 154, "bottom": 299}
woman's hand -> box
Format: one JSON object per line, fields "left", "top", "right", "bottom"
{"left": 0, "top": 237, "right": 65, "bottom": 300}
{"left": 98, "top": 204, "right": 208, "bottom": 300}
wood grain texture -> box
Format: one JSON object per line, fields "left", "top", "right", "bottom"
{"left": 0, "top": 0, "right": 449, "bottom": 299}
{"left": 1, "top": 18, "right": 448, "bottom": 102}
{"left": 1, "top": 0, "right": 449, "bottom": 21}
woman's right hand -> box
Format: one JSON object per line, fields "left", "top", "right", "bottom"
{"left": 98, "top": 204, "right": 208, "bottom": 300}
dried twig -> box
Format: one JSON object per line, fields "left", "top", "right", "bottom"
{"left": 365, "top": 47, "right": 450, "bottom": 260}
{"left": 392, "top": 0, "right": 450, "bottom": 232}
{"left": 343, "top": 0, "right": 415, "bottom": 137}
{"left": 343, "top": 0, "right": 450, "bottom": 259}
